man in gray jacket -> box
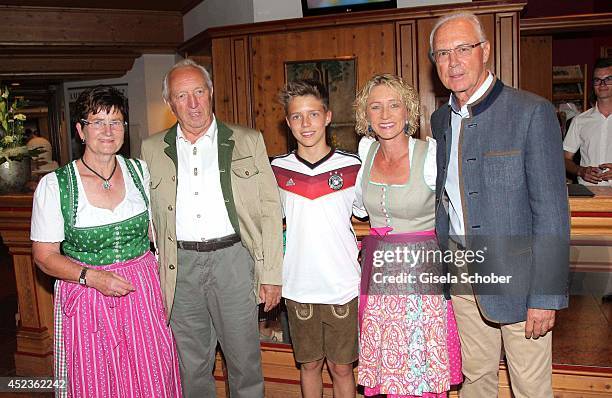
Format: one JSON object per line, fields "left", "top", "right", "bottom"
{"left": 430, "top": 12, "right": 570, "bottom": 398}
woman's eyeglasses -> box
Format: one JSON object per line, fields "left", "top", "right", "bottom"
{"left": 80, "top": 119, "right": 127, "bottom": 131}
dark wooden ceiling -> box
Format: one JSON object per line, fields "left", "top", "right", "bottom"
{"left": 0, "top": 0, "right": 204, "bottom": 14}
{"left": 0, "top": 4, "right": 185, "bottom": 82}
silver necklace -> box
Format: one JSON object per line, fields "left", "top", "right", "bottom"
{"left": 81, "top": 157, "right": 117, "bottom": 190}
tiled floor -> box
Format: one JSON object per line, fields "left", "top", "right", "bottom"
{"left": 553, "top": 295, "right": 612, "bottom": 368}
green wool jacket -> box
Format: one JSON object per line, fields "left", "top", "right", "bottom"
{"left": 141, "top": 121, "right": 283, "bottom": 320}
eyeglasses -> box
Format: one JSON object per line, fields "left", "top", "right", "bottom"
{"left": 80, "top": 119, "right": 127, "bottom": 131}
{"left": 172, "top": 88, "right": 208, "bottom": 102}
{"left": 593, "top": 76, "right": 612, "bottom": 87}
{"left": 431, "top": 41, "right": 485, "bottom": 63}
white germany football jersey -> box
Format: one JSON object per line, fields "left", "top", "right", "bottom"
{"left": 272, "top": 149, "right": 361, "bottom": 304}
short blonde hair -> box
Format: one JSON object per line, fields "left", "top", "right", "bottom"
{"left": 354, "top": 73, "right": 420, "bottom": 138}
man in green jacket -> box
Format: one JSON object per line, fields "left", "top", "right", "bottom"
{"left": 141, "top": 59, "right": 283, "bottom": 398}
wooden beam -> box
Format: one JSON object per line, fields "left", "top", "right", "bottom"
{"left": 0, "top": 6, "right": 182, "bottom": 79}
{"left": 0, "top": 52, "right": 137, "bottom": 80}
{"left": 0, "top": 6, "right": 182, "bottom": 50}
{"left": 521, "top": 13, "right": 612, "bottom": 35}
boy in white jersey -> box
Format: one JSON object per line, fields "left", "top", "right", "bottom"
{"left": 272, "top": 80, "right": 361, "bottom": 398}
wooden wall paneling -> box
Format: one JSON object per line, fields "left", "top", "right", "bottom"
{"left": 189, "top": 55, "right": 212, "bottom": 71}
{"left": 250, "top": 33, "right": 288, "bottom": 154}
{"left": 496, "top": 12, "right": 520, "bottom": 88}
{"left": 212, "top": 38, "right": 236, "bottom": 123}
{"left": 189, "top": 0, "right": 526, "bottom": 55}
{"left": 519, "top": 36, "right": 553, "bottom": 100}
{"left": 396, "top": 21, "right": 418, "bottom": 88}
{"left": 416, "top": 17, "right": 439, "bottom": 139}
{"left": 230, "top": 37, "right": 253, "bottom": 128}
{"left": 479, "top": 14, "right": 497, "bottom": 76}
{"left": 250, "top": 23, "right": 396, "bottom": 155}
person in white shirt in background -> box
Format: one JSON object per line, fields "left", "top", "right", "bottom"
{"left": 564, "top": 58, "right": 612, "bottom": 185}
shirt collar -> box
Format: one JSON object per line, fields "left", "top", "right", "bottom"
{"left": 176, "top": 115, "right": 217, "bottom": 144}
{"left": 450, "top": 72, "right": 494, "bottom": 114}
{"left": 594, "top": 103, "right": 604, "bottom": 116}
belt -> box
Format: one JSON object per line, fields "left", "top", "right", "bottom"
{"left": 177, "top": 234, "right": 241, "bottom": 252}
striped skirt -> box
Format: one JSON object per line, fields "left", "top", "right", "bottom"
{"left": 54, "top": 251, "right": 182, "bottom": 398}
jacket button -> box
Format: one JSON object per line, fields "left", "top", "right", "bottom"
{"left": 245, "top": 170, "right": 250, "bottom": 176}
{"left": 169, "top": 264, "right": 175, "bottom": 270}
{"left": 168, "top": 205, "right": 173, "bottom": 211}
{"left": 172, "top": 176, "right": 176, "bottom": 181}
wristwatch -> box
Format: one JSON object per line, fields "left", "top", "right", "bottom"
{"left": 78, "top": 267, "right": 89, "bottom": 286}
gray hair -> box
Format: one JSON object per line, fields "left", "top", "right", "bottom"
{"left": 162, "top": 58, "right": 213, "bottom": 102}
{"left": 429, "top": 12, "right": 487, "bottom": 55}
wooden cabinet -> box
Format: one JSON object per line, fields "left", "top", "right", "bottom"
{"left": 519, "top": 12, "right": 612, "bottom": 111}
{"left": 181, "top": 0, "right": 525, "bottom": 156}
{"left": 553, "top": 64, "right": 588, "bottom": 113}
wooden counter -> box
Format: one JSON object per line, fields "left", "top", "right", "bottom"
{"left": 569, "top": 186, "right": 612, "bottom": 236}
{"left": 0, "top": 193, "right": 53, "bottom": 376}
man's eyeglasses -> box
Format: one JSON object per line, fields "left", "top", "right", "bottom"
{"left": 593, "top": 76, "right": 612, "bottom": 87}
{"left": 80, "top": 119, "right": 127, "bottom": 131}
{"left": 431, "top": 41, "right": 485, "bottom": 63}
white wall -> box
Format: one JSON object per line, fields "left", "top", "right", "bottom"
{"left": 63, "top": 54, "right": 178, "bottom": 158}
{"left": 253, "top": 0, "right": 302, "bottom": 23}
{"left": 184, "top": 0, "right": 254, "bottom": 41}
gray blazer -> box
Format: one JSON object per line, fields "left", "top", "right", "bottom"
{"left": 431, "top": 79, "right": 570, "bottom": 324}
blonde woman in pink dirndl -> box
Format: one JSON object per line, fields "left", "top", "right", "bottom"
{"left": 31, "top": 86, "right": 181, "bottom": 398}
{"left": 354, "top": 74, "right": 462, "bottom": 397}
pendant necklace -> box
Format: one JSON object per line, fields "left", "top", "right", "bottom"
{"left": 81, "top": 157, "right": 118, "bottom": 190}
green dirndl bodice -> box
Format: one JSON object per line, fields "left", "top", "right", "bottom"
{"left": 54, "top": 156, "right": 150, "bottom": 266}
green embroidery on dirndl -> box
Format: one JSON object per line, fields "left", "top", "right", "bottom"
{"left": 55, "top": 157, "right": 150, "bottom": 266}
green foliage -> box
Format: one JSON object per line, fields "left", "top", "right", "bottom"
{"left": 0, "top": 85, "right": 37, "bottom": 165}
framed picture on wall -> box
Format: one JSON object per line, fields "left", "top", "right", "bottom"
{"left": 284, "top": 57, "right": 357, "bottom": 153}
{"left": 601, "top": 46, "right": 612, "bottom": 58}
{"left": 67, "top": 84, "right": 129, "bottom": 161}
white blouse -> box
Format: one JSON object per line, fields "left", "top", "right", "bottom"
{"left": 30, "top": 156, "right": 150, "bottom": 243}
{"left": 353, "top": 135, "right": 437, "bottom": 217}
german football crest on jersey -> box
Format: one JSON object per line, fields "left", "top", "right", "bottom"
{"left": 328, "top": 173, "right": 343, "bottom": 190}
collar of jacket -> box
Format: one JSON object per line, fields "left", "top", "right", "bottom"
{"left": 465, "top": 78, "right": 505, "bottom": 118}
{"left": 162, "top": 121, "right": 236, "bottom": 167}
{"left": 162, "top": 121, "right": 240, "bottom": 234}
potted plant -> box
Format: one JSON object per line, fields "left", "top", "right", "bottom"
{"left": 0, "top": 85, "right": 42, "bottom": 194}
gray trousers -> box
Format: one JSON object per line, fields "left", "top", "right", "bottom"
{"left": 171, "top": 242, "right": 264, "bottom": 398}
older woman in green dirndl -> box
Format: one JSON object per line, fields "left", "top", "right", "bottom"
{"left": 31, "top": 86, "right": 182, "bottom": 397}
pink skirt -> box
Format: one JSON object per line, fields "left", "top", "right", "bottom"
{"left": 358, "top": 229, "right": 462, "bottom": 397}
{"left": 54, "top": 252, "right": 182, "bottom": 398}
